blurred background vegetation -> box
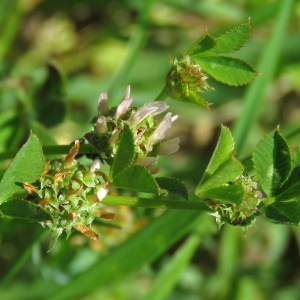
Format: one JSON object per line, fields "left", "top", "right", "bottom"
{"left": 0, "top": 0, "right": 300, "bottom": 299}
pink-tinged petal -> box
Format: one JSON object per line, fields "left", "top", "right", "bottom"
{"left": 129, "top": 101, "right": 169, "bottom": 127}
{"left": 134, "top": 129, "right": 146, "bottom": 144}
{"left": 147, "top": 165, "right": 163, "bottom": 175}
{"left": 147, "top": 112, "right": 173, "bottom": 145}
{"left": 257, "top": 191, "right": 263, "bottom": 198}
{"left": 130, "top": 106, "right": 158, "bottom": 127}
{"left": 143, "top": 101, "right": 169, "bottom": 116}
{"left": 98, "top": 92, "right": 109, "bottom": 115}
{"left": 96, "top": 116, "right": 108, "bottom": 134}
{"left": 136, "top": 156, "right": 157, "bottom": 166}
{"left": 115, "top": 98, "right": 133, "bottom": 120}
{"left": 90, "top": 161, "right": 101, "bottom": 173}
{"left": 109, "top": 129, "right": 120, "bottom": 145}
{"left": 123, "top": 85, "right": 131, "bottom": 100}
{"left": 158, "top": 137, "right": 180, "bottom": 155}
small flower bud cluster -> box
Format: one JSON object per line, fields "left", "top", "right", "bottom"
{"left": 85, "top": 86, "right": 180, "bottom": 170}
{"left": 24, "top": 141, "right": 113, "bottom": 245}
{"left": 206, "top": 175, "right": 263, "bottom": 233}
{"left": 166, "top": 55, "right": 213, "bottom": 103}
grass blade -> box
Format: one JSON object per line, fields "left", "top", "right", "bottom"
{"left": 232, "top": 0, "right": 294, "bottom": 157}
{"left": 45, "top": 210, "right": 204, "bottom": 300}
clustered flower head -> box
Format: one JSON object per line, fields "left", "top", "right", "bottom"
{"left": 23, "top": 141, "right": 113, "bottom": 248}
{"left": 165, "top": 55, "right": 213, "bottom": 105}
{"left": 85, "top": 85, "right": 180, "bottom": 171}
{"left": 205, "top": 174, "right": 263, "bottom": 233}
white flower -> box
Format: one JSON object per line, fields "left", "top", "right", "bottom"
{"left": 147, "top": 112, "right": 178, "bottom": 145}
{"left": 90, "top": 161, "right": 101, "bottom": 173}
{"left": 96, "top": 116, "right": 108, "bottom": 134}
{"left": 129, "top": 101, "right": 169, "bottom": 127}
{"left": 109, "top": 129, "right": 120, "bottom": 145}
{"left": 157, "top": 137, "right": 180, "bottom": 155}
{"left": 98, "top": 92, "right": 109, "bottom": 115}
{"left": 97, "top": 187, "right": 109, "bottom": 201}
{"left": 136, "top": 156, "right": 157, "bottom": 166}
{"left": 123, "top": 85, "right": 131, "bottom": 100}
{"left": 147, "top": 165, "right": 163, "bottom": 175}
{"left": 134, "top": 129, "right": 146, "bottom": 144}
{"left": 115, "top": 98, "right": 133, "bottom": 120}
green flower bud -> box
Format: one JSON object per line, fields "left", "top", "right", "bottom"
{"left": 206, "top": 175, "right": 263, "bottom": 233}
{"left": 165, "top": 55, "right": 213, "bottom": 109}
{"left": 25, "top": 142, "right": 112, "bottom": 246}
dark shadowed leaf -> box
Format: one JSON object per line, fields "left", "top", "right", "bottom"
{"left": 275, "top": 147, "right": 300, "bottom": 201}
{"left": 198, "top": 185, "right": 245, "bottom": 206}
{"left": 253, "top": 128, "right": 292, "bottom": 197}
{"left": 156, "top": 177, "right": 188, "bottom": 201}
{"left": 0, "top": 198, "right": 53, "bottom": 222}
{"left": 34, "top": 64, "right": 67, "bottom": 127}
{"left": 265, "top": 201, "right": 300, "bottom": 225}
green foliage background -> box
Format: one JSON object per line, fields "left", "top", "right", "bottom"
{"left": 0, "top": 0, "right": 300, "bottom": 299}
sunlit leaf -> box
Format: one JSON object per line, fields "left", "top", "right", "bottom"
{"left": 185, "top": 33, "right": 217, "bottom": 56}
{"left": 110, "top": 124, "right": 135, "bottom": 180}
{"left": 195, "top": 19, "right": 251, "bottom": 56}
{"left": 199, "top": 125, "right": 236, "bottom": 185}
{"left": 113, "top": 165, "right": 159, "bottom": 194}
{"left": 195, "top": 56, "right": 258, "bottom": 86}
{"left": 196, "top": 125, "right": 244, "bottom": 199}
{"left": 0, "top": 133, "right": 45, "bottom": 203}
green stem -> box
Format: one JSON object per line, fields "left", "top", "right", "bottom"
{"left": 232, "top": 0, "right": 294, "bottom": 158}
{"left": 101, "top": 195, "right": 210, "bottom": 211}
{"left": 154, "top": 86, "right": 169, "bottom": 102}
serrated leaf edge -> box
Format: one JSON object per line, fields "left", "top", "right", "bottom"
{"left": 199, "top": 55, "right": 259, "bottom": 87}
{"left": 213, "top": 18, "right": 252, "bottom": 54}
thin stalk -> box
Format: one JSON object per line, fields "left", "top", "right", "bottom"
{"left": 101, "top": 195, "right": 210, "bottom": 211}
{"left": 232, "top": 0, "right": 294, "bottom": 157}
{"left": 154, "top": 86, "right": 169, "bottom": 102}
